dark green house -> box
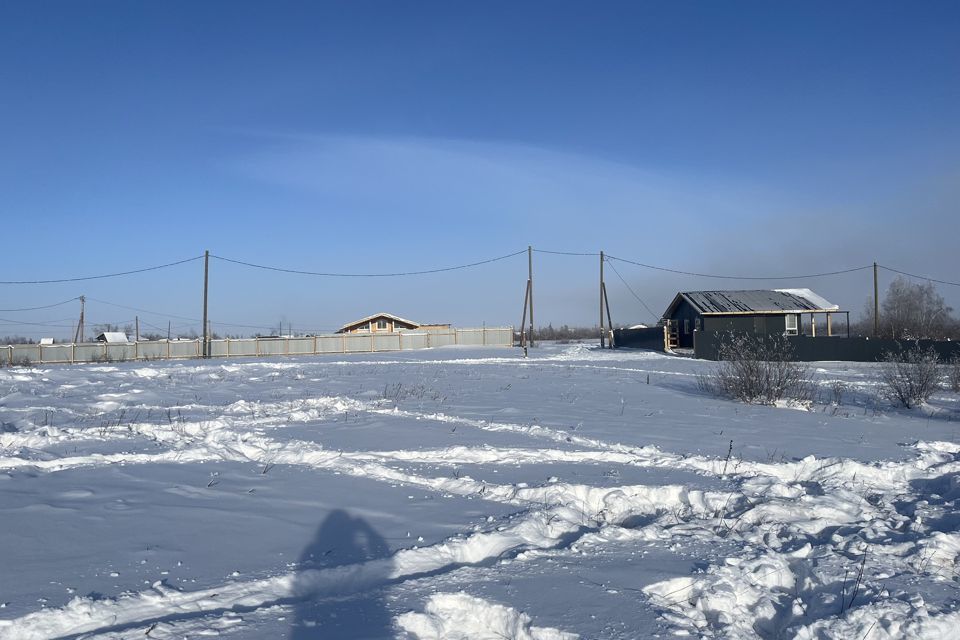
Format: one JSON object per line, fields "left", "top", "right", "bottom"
{"left": 662, "top": 289, "right": 844, "bottom": 348}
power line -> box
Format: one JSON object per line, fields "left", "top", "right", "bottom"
{"left": 878, "top": 265, "right": 960, "bottom": 288}
{"left": 604, "top": 259, "right": 660, "bottom": 322}
{"left": 85, "top": 297, "right": 202, "bottom": 323}
{"left": 606, "top": 255, "right": 873, "bottom": 281}
{"left": 533, "top": 249, "right": 601, "bottom": 257}
{"left": 0, "top": 256, "right": 204, "bottom": 285}
{"left": 211, "top": 249, "right": 527, "bottom": 277}
{"left": 0, "top": 316, "right": 76, "bottom": 328}
{"left": 0, "top": 297, "right": 81, "bottom": 312}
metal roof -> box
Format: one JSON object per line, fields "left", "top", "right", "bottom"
{"left": 666, "top": 289, "right": 839, "bottom": 316}
{"left": 96, "top": 332, "right": 130, "bottom": 343}
{"left": 336, "top": 312, "right": 420, "bottom": 333}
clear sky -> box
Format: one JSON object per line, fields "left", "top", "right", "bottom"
{"left": 2, "top": 1, "right": 959, "bottom": 339}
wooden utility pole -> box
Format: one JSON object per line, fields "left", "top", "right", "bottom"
{"left": 600, "top": 251, "right": 606, "bottom": 348}
{"left": 135, "top": 316, "right": 140, "bottom": 342}
{"left": 73, "top": 296, "right": 85, "bottom": 344}
{"left": 603, "top": 282, "right": 614, "bottom": 349}
{"left": 527, "top": 245, "right": 534, "bottom": 347}
{"left": 202, "top": 250, "right": 210, "bottom": 358}
{"left": 519, "top": 279, "right": 531, "bottom": 349}
{"left": 873, "top": 262, "right": 879, "bottom": 336}
{"left": 167, "top": 321, "right": 171, "bottom": 341}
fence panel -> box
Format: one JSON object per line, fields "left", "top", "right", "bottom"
{"left": 401, "top": 332, "right": 428, "bottom": 350}
{"left": 693, "top": 330, "right": 960, "bottom": 362}
{"left": 373, "top": 334, "right": 401, "bottom": 352}
{"left": 105, "top": 344, "right": 136, "bottom": 361}
{"left": 11, "top": 344, "right": 41, "bottom": 364}
{"left": 429, "top": 331, "right": 456, "bottom": 347}
{"left": 317, "top": 336, "right": 345, "bottom": 354}
{"left": 288, "top": 338, "right": 315, "bottom": 355}
{"left": 257, "top": 339, "right": 285, "bottom": 356}
{"left": 487, "top": 327, "right": 513, "bottom": 346}
{"left": 344, "top": 334, "right": 373, "bottom": 353}
{"left": 227, "top": 339, "right": 258, "bottom": 357}
{"left": 73, "top": 344, "right": 104, "bottom": 362}
{"left": 168, "top": 340, "right": 200, "bottom": 359}
{"left": 39, "top": 344, "right": 74, "bottom": 363}
{"left": 138, "top": 342, "right": 167, "bottom": 359}
{"left": 208, "top": 340, "right": 229, "bottom": 357}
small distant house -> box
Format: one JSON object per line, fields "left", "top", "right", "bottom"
{"left": 336, "top": 313, "right": 420, "bottom": 334}
{"left": 40, "top": 338, "right": 54, "bottom": 345}
{"left": 662, "top": 289, "right": 846, "bottom": 348}
{"left": 96, "top": 332, "right": 129, "bottom": 343}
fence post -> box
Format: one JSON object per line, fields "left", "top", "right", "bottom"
{"left": 313, "top": 335, "right": 318, "bottom": 355}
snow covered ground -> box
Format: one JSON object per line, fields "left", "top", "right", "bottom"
{"left": 1, "top": 343, "right": 958, "bottom": 639}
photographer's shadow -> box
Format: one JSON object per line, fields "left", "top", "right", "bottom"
{"left": 290, "top": 509, "right": 394, "bottom": 639}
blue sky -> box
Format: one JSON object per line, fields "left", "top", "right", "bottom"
{"left": 2, "top": 1, "right": 958, "bottom": 338}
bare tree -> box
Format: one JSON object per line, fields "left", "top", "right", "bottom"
{"left": 855, "top": 277, "right": 957, "bottom": 339}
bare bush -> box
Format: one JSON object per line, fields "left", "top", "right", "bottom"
{"left": 878, "top": 345, "right": 941, "bottom": 408}
{"left": 701, "top": 333, "right": 813, "bottom": 404}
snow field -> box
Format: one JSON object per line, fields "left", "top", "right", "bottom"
{"left": 1, "top": 345, "right": 958, "bottom": 638}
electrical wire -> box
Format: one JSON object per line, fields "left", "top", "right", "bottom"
{"left": 86, "top": 297, "right": 202, "bottom": 323}
{"left": 533, "top": 249, "right": 601, "bottom": 257}
{"left": 211, "top": 249, "right": 527, "bottom": 277}
{"left": 0, "top": 256, "right": 204, "bottom": 285}
{"left": 604, "top": 259, "right": 660, "bottom": 322}
{"left": 606, "top": 255, "right": 873, "bottom": 280}
{"left": 878, "top": 265, "right": 960, "bottom": 288}
{"left": 0, "top": 316, "right": 76, "bottom": 327}
{"left": 0, "top": 297, "right": 81, "bottom": 312}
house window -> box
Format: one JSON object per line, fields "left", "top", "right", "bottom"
{"left": 695, "top": 318, "right": 701, "bottom": 332}
{"left": 785, "top": 314, "right": 798, "bottom": 336}
{"left": 358, "top": 323, "right": 370, "bottom": 332}
{"left": 684, "top": 319, "right": 690, "bottom": 334}
{"left": 377, "top": 319, "right": 388, "bottom": 330}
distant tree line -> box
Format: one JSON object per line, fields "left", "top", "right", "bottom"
{"left": 530, "top": 324, "right": 602, "bottom": 341}
{"left": 853, "top": 276, "right": 959, "bottom": 340}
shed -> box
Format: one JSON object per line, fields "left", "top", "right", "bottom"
{"left": 662, "top": 288, "right": 846, "bottom": 348}
{"left": 336, "top": 313, "right": 420, "bottom": 334}
{"left": 96, "top": 332, "right": 129, "bottom": 343}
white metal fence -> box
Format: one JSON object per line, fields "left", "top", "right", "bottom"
{"left": 1, "top": 327, "right": 514, "bottom": 366}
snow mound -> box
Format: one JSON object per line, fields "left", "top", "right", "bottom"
{"left": 397, "top": 592, "right": 578, "bottom": 640}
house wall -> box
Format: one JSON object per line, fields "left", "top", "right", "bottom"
{"left": 666, "top": 299, "right": 700, "bottom": 348}
{"left": 342, "top": 317, "right": 418, "bottom": 333}
{"left": 703, "top": 314, "right": 788, "bottom": 335}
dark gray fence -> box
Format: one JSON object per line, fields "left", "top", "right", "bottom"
{"left": 613, "top": 326, "right": 667, "bottom": 351}
{"left": 693, "top": 330, "right": 960, "bottom": 362}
